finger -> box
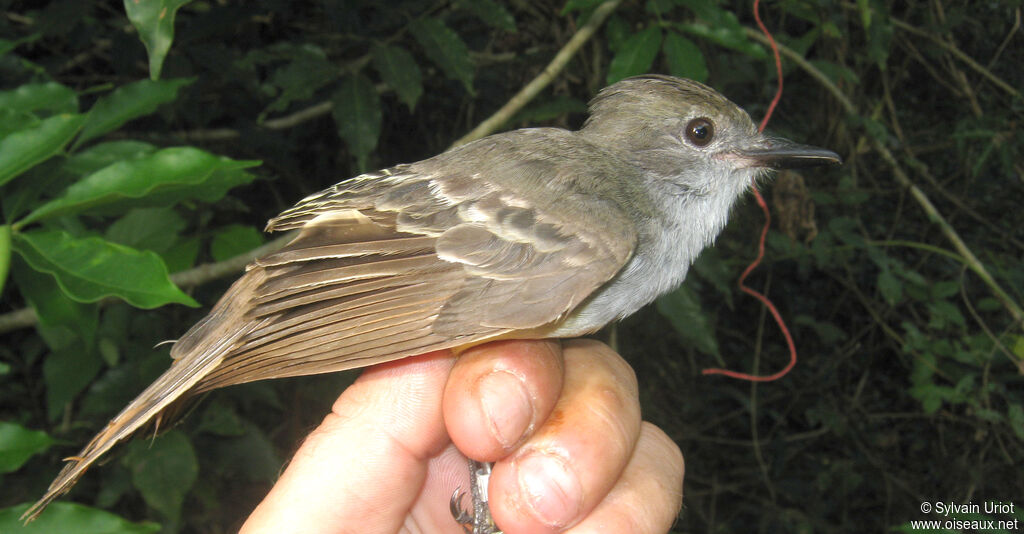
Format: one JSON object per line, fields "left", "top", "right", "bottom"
{"left": 241, "top": 350, "right": 456, "bottom": 534}
{"left": 567, "top": 423, "right": 684, "bottom": 534}
{"left": 444, "top": 339, "right": 564, "bottom": 461}
{"left": 489, "top": 339, "right": 642, "bottom": 533}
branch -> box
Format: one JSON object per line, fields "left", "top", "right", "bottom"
{"left": 449, "top": 0, "right": 623, "bottom": 148}
{"left": 743, "top": 28, "right": 1024, "bottom": 328}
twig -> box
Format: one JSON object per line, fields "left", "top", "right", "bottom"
{"left": 743, "top": 27, "right": 1024, "bottom": 328}
{"left": 987, "top": 8, "right": 1020, "bottom": 69}
{"left": 0, "top": 234, "right": 293, "bottom": 335}
{"left": 887, "top": 14, "right": 1020, "bottom": 99}
{"left": 449, "top": 0, "right": 623, "bottom": 148}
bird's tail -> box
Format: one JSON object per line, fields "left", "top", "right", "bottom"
{"left": 20, "top": 271, "right": 267, "bottom": 523}
{"left": 19, "top": 349, "right": 227, "bottom": 522}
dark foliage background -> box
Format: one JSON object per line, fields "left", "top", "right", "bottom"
{"left": 0, "top": 0, "right": 1021, "bottom": 532}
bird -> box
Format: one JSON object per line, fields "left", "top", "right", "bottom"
{"left": 23, "top": 74, "right": 840, "bottom": 523}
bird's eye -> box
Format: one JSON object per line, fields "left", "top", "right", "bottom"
{"left": 685, "top": 117, "right": 715, "bottom": 147}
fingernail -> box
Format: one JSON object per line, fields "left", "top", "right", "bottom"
{"left": 514, "top": 451, "right": 582, "bottom": 527}
{"left": 478, "top": 370, "right": 532, "bottom": 448}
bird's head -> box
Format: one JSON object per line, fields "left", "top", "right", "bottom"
{"left": 580, "top": 75, "right": 841, "bottom": 196}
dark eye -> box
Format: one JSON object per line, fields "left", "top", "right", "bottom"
{"left": 685, "top": 117, "right": 715, "bottom": 147}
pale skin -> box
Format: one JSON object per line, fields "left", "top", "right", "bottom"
{"left": 240, "top": 339, "right": 684, "bottom": 534}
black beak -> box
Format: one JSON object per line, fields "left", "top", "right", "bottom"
{"left": 738, "top": 138, "right": 842, "bottom": 169}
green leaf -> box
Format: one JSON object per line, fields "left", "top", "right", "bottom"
{"left": 0, "top": 113, "right": 85, "bottom": 187}
{"left": 11, "top": 256, "right": 99, "bottom": 346}
{"left": 927, "top": 300, "right": 966, "bottom": 329}
{"left": 459, "top": 0, "right": 517, "bottom": 31}
{"left": 161, "top": 236, "right": 199, "bottom": 273}
{"left": 371, "top": 45, "right": 423, "bottom": 111}
{"left": 20, "top": 147, "right": 258, "bottom": 226}
{"left": 122, "top": 0, "right": 192, "bottom": 80}
{"left": 1008, "top": 403, "right": 1024, "bottom": 441}
{"left": 676, "top": 21, "right": 767, "bottom": 59}
{"left": 210, "top": 224, "right": 264, "bottom": 262}
{"left": 930, "top": 280, "right": 960, "bottom": 300}
{"left": 0, "top": 421, "right": 54, "bottom": 473}
{"left": 106, "top": 207, "right": 186, "bottom": 253}
{"left": 75, "top": 78, "right": 194, "bottom": 147}
{"left": 655, "top": 284, "right": 719, "bottom": 356}
{"left": 196, "top": 399, "right": 246, "bottom": 437}
{"left": 877, "top": 270, "right": 902, "bottom": 305}
{"left": 606, "top": 27, "right": 662, "bottom": 84}
{"left": 0, "top": 81, "right": 78, "bottom": 115}
{"left": 44, "top": 347, "right": 103, "bottom": 420}
{"left": 124, "top": 430, "right": 198, "bottom": 520}
{"left": 12, "top": 229, "right": 197, "bottom": 308}
{"left": 0, "top": 502, "right": 160, "bottom": 533}
{"left": 0, "top": 108, "right": 38, "bottom": 139}
{"left": 263, "top": 45, "right": 338, "bottom": 116}
{"left": 410, "top": 18, "right": 475, "bottom": 94}
{"left": 662, "top": 31, "right": 708, "bottom": 82}
{"left": 210, "top": 421, "right": 281, "bottom": 483}
{"left": 332, "top": 75, "right": 382, "bottom": 172}
{"left": 62, "top": 140, "right": 159, "bottom": 176}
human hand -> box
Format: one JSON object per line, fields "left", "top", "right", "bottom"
{"left": 240, "top": 339, "right": 683, "bottom": 534}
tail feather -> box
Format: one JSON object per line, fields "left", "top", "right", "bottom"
{"left": 20, "top": 347, "right": 231, "bottom": 522}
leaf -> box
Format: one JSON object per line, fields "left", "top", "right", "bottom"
{"left": 410, "top": 18, "right": 475, "bottom": 94}
{"left": 62, "top": 140, "right": 159, "bottom": 176}
{"left": 210, "top": 421, "right": 281, "bottom": 483}
{"left": 161, "top": 235, "right": 199, "bottom": 273}
{"left": 11, "top": 256, "right": 99, "bottom": 346}
{"left": 662, "top": 31, "right": 708, "bottom": 82}
{"left": 105, "top": 207, "right": 186, "bottom": 252}
{"left": 606, "top": 27, "right": 662, "bottom": 84}
{"left": 1008, "top": 403, "right": 1024, "bottom": 441}
{"left": 0, "top": 502, "right": 160, "bottom": 533}
{"left": 210, "top": 224, "right": 263, "bottom": 261}
{"left": 0, "top": 81, "right": 78, "bottom": 115}
{"left": 75, "top": 78, "right": 194, "bottom": 147}
{"left": 459, "top": 0, "right": 516, "bottom": 31}
{"left": 331, "top": 75, "right": 382, "bottom": 172}
{"left": 12, "top": 229, "right": 198, "bottom": 308}
{"left": 371, "top": 45, "right": 423, "bottom": 111}
{"left": 123, "top": 0, "right": 192, "bottom": 80}
{"left": 0, "top": 113, "right": 85, "bottom": 187}
{"left": 927, "top": 300, "right": 966, "bottom": 329}
{"left": 930, "top": 280, "right": 960, "bottom": 300}
{"left": 0, "top": 421, "right": 54, "bottom": 473}
{"left": 263, "top": 45, "right": 338, "bottom": 116}
{"left": 20, "top": 147, "right": 258, "bottom": 225}
{"left": 676, "top": 20, "right": 767, "bottom": 59}
{"left": 124, "top": 430, "right": 198, "bottom": 520}
{"left": 877, "top": 270, "right": 902, "bottom": 305}
{"left": 44, "top": 347, "right": 103, "bottom": 421}
{"left": 655, "top": 284, "right": 719, "bottom": 356}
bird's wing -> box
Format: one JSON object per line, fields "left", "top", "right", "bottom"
{"left": 25, "top": 144, "right": 638, "bottom": 520}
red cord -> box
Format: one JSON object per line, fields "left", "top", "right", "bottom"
{"left": 701, "top": 0, "right": 798, "bottom": 382}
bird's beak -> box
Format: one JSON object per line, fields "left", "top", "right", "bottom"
{"left": 730, "top": 137, "right": 842, "bottom": 169}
